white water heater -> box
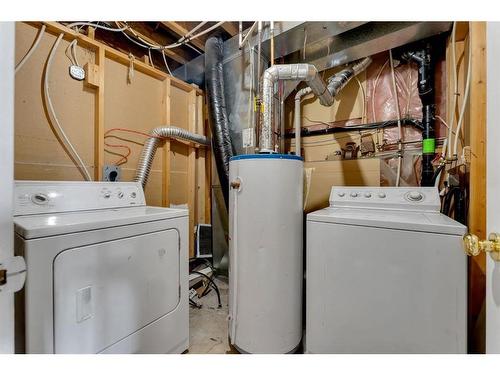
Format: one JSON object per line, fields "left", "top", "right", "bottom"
{"left": 228, "top": 154, "right": 303, "bottom": 353}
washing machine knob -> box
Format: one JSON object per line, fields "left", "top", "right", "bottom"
{"left": 338, "top": 192, "right": 345, "bottom": 197}
{"left": 364, "top": 192, "right": 372, "bottom": 198}
{"left": 350, "top": 192, "right": 358, "bottom": 198}
{"left": 378, "top": 192, "right": 386, "bottom": 198}
{"left": 408, "top": 191, "right": 423, "bottom": 201}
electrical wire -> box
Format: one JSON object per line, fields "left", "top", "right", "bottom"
{"left": 453, "top": 23, "right": 473, "bottom": 157}
{"left": 148, "top": 48, "right": 155, "bottom": 69}
{"left": 15, "top": 24, "right": 46, "bottom": 74}
{"left": 65, "top": 39, "right": 80, "bottom": 66}
{"left": 389, "top": 49, "right": 403, "bottom": 187}
{"left": 104, "top": 136, "right": 131, "bottom": 166}
{"left": 66, "top": 22, "right": 129, "bottom": 32}
{"left": 43, "top": 33, "right": 92, "bottom": 181}
{"left": 119, "top": 21, "right": 224, "bottom": 50}
{"left": 371, "top": 59, "right": 389, "bottom": 122}
{"left": 161, "top": 50, "right": 172, "bottom": 75}
{"left": 105, "top": 127, "right": 164, "bottom": 139}
{"left": 354, "top": 76, "right": 366, "bottom": 124}
{"left": 190, "top": 271, "right": 222, "bottom": 308}
{"left": 448, "top": 21, "right": 458, "bottom": 160}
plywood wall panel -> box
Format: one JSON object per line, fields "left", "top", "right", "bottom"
{"left": 15, "top": 22, "right": 95, "bottom": 179}
{"left": 103, "top": 58, "right": 164, "bottom": 171}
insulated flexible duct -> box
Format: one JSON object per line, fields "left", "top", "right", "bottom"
{"left": 205, "top": 36, "right": 234, "bottom": 207}
{"left": 133, "top": 126, "right": 209, "bottom": 189}
{"left": 293, "top": 57, "right": 372, "bottom": 156}
{"left": 402, "top": 45, "right": 435, "bottom": 186}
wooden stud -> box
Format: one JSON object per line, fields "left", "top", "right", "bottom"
{"left": 203, "top": 97, "right": 212, "bottom": 224}
{"left": 87, "top": 26, "right": 95, "bottom": 39}
{"left": 162, "top": 78, "right": 172, "bottom": 207}
{"left": 468, "top": 21, "right": 487, "bottom": 353}
{"left": 469, "top": 21, "right": 487, "bottom": 248}
{"left": 187, "top": 89, "right": 198, "bottom": 257}
{"left": 94, "top": 46, "right": 105, "bottom": 181}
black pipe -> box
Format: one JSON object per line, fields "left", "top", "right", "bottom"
{"left": 402, "top": 44, "right": 436, "bottom": 187}
{"left": 205, "top": 36, "right": 234, "bottom": 208}
{"left": 285, "top": 118, "right": 423, "bottom": 139}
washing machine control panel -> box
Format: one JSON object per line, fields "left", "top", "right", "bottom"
{"left": 329, "top": 187, "right": 441, "bottom": 212}
{"left": 14, "top": 181, "right": 146, "bottom": 216}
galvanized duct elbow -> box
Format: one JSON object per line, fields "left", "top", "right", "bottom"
{"left": 134, "top": 126, "right": 209, "bottom": 189}
{"left": 260, "top": 64, "right": 332, "bottom": 153}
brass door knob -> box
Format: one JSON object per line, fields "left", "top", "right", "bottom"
{"left": 463, "top": 232, "right": 500, "bottom": 261}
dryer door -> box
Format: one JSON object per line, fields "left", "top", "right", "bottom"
{"left": 53, "top": 228, "right": 180, "bottom": 353}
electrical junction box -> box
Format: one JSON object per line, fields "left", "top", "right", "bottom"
{"left": 102, "top": 165, "right": 121, "bottom": 182}
{"left": 69, "top": 65, "right": 85, "bottom": 81}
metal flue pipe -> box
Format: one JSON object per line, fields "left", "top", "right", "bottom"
{"left": 134, "top": 126, "right": 209, "bottom": 189}
{"left": 292, "top": 57, "right": 372, "bottom": 157}
{"left": 260, "top": 63, "right": 333, "bottom": 153}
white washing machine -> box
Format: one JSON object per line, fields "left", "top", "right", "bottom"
{"left": 306, "top": 186, "right": 467, "bottom": 353}
{"left": 13, "top": 181, "right": 188, "bottom": 354}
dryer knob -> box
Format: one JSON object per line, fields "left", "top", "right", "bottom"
{"left": 408, "top": 191, "right": 423, "bottom": 201}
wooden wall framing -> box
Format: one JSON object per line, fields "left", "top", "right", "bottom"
{"left": 15, "top": 21, "right": 210, "bottom": 258}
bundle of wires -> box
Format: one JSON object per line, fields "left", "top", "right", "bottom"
{"left": 190, "top": 270, "right": 222, "bottom": 309}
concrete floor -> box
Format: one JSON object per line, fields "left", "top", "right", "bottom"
{"left": 188, "top": 276, "right": 236, "bottom": 354}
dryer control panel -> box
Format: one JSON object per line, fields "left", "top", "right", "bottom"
{"left": 329, "top": 186, "right": 441, "bottom": 212}
{"left": 14, "top": 181, "right": 146, "bottom": 216}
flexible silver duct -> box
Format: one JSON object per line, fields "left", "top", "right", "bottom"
{"left": 134, "top": 126, "right": 209, "bottom": 189}
{"left": 327, "top": 57, "right": 372, "bottom": 97}
{"left": 293, "top": 57, "right": 372, "bottom": 157}
{"left": 260, "top": 64, "right": 333, "bottom": 153}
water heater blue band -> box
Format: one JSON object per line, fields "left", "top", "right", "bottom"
{"left": 230, "top": 154, "right": 303, "bottom": 161}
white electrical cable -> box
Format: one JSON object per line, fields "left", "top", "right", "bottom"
{"left": 177, "top": 21, "right": 208, "bottom": 42}
{"left": 161, "top": 50, "right": 172, "bottom": 75}
{"left": 448, "top": 21, "right": 458, "bottom": 159}
{"left": 389, "top": 50, "right": 403, "bottom": 187}
{"left": 66, "top": 39, "right": 80, "bottom": 67}
{"left": 120, "top": 21, "right": 224, "bottom": 50}
{"left": 148, "top": 48, "right": 155, "bottom": 69}
{"left": 371, "top": 59, "right": 389, "bottom": 122}
{"left": 15, "top": 24, "right": 46, "bottom": 74}
{"left": 72, "top": 40, "right": 80, "bottom": 67}
{"left": 43, "top": 33, "right": 92, "bottom": 181}
{"left": 435, "top": 138, "right": 448, "bottom": 187}
{"left": 66, "top": 22, "right": 129, "bottom": 32}
{"left": 354, "top": 76, "right": 366, "bottom": 124}
{"left": 389, "top": 49, "right": 403, "bottom": 186}
{"left": 453, "top": 24, "right": 473, "bottom": 157}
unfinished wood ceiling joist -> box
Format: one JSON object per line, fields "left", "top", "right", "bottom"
{"left": 55, "top": 21, "right": 248, "bottom": 75}
{"left": 160, "top": 22, "right": 206, "bottom": 51}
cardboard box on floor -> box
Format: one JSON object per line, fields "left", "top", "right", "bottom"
{"left": 303, "top": 158, "right": 380, "bottom": 213}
